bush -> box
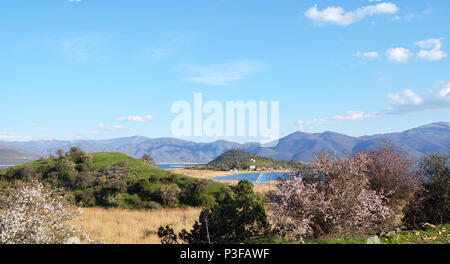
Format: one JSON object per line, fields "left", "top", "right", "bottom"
{"left": 156, "top": 184, "right": 181, "bottom": 206}
{"left": 118, "top": 193, "right": 142, "bottom": 209}
{"left": 159, "top": 180, "right": 270, "bottom": 244}
{"left": 69, "top": 147, "right": 92, "bottom": 172}
{"left": 268, "top": 153, "right": 393, "bottom": 241}
{"left": 73, "top": 171, "right": 96, "bottom": 189}
{"left": 143, "top": 201, "right": 162, "bottom": 210}
{"left": 2, "top": 166, "right": 41, "bottom": 182}
{"left": 403, "top": 154, "right": 450, "bottom": 228}
{"left": 130, "top": 178, "right": 153, "bottom": 200}
{"left": 141, "top": 153, "right": 156, "bottom": 165}
{"left": 182, "top": 180, "right": 215, "bottom": 207}
{"left": 365, "top": 143, "right": 420, "bottom": 214}
{"left": 51, "top": 159, "right": 76, "bottom": 186}
{"left": 0, "top": 180, "right": 97, "bottom": 244}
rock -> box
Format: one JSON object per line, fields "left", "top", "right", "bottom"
{"left": 65, "top": 237, "right": 81, "bottom": 244}
{"left": 366, "top": 236, "right": 381, "bottom": 244}
{"left": 386, "top": 231, "right": 397, "bottom": 237}
{"left": 421, "top": 223, "right": 437, "bottom": 230}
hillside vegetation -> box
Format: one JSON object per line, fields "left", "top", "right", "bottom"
{"left": 199, "top": 149, "right": 305, "bottom": 171}
{"left": 0, "top": 148, "right": 227, "bottom": 209}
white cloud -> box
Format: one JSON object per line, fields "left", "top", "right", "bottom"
{"left": 386, "top": 83, "right": 450, "bottom": 114}
{"left": 386, "top": 47, "right": 412, "bottom": 62}
{"left": 305, "top": 2, "right": 398, "bottom": 26}
{"left": 415, "top": 38, "right": 447, "bottom": 61}
{"left": 297, "top": 110, "right": 378, "bottom": 130}
{"left": 388, "top": 90, "right": 423, "bottom": 105}
{"left": 297, "top": 119, "right": 334, "bottom": 126}
{"left": 97, "top": 123, "right": 125, "bottom": 131}
{"left": 68, "top": 0, "right": 81, "bottom": 2}
{"left": 184, "top": 60, "right": 264, "bottom": 86}
{"left": 394, "top": 8, "right": 432, "bottom": 21}
{"left": 333, "top": 111, "right": 378, "bottom": 121}
{"left": 296, "top": 83, "right": 450, "bottom": 128}
{"left": 356, "top": 51, "right": 380, "bottom": 59}
{"left": 0, "top": 134, "right": 33, "bottom": 141}
{"left": 115, "top": 115, "right": 153, "bottom": 122}
{"left": 297, "top": 119, "right": 335, "bottom": 131}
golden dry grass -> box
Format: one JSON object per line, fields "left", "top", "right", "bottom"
{"left": 253, "top": 181, "right": 279, "bottom": 194}
{"left": 76, "top": 207, "right": 201, "bottom": 244}
{"left": 216, "top": 180, "right": 279, "bottom": 195}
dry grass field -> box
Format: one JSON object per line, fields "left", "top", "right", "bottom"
{"left": 76, "top": 207, "right": 201, "bottom": 244}
{"left": 217, "top": 180, "right": 279, "bottom": 194}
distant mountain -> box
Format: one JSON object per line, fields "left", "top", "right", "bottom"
{"left": 256, "top": 122, "right": 450, "bottom": 162}
{"left": 0, "top": 122, "right": 448, "bottom": 164}
{"left": 0, "top": 136, "right": 260, "bottom": 164}
{"left": 256, "top": 131, "right": 357, "bottom": 161}
{"left": 0, "top": 147, "right": 38, "bottom": 165}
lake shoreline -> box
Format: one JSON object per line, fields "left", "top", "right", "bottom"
{"left": 170, "top": 168, "right": 290, "bottom": 179}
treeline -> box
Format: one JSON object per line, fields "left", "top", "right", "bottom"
{"left": 0, "top": 147, "right": 226, "bottom": 209}
{"left": 160, "top": 144, "right": 449, "bottom": 244}
{"left": 197, "top": 149, "right": 305, "bottom": 171}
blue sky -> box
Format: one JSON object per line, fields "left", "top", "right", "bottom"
{"left": 1, "top": 0, "right": 449, "bottom": 142}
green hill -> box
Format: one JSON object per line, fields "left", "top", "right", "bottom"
{"left": 202, "top": 149, "right": 305, "bottom": 171}
{"left": 0, "top": 149, "right": 226, "bottom": 209}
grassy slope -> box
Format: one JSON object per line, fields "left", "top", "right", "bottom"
{"left": 11, "top": 152, "right": 166, "bottom": 177}
{"left": 89, "top": 152, "right": 167, "bottom": 179}
{"left": 5, "top": 152, "right": 175, "bottom": 181}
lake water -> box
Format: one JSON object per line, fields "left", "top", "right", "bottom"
{"left": 212, "top": 172, "right": 289, "bottom": 185}
{"left": 156, "top": 164, "right": 186, "bottom": 169}
{"left": 156, "top": 164, "right": 205, "bottom": 169}
{"left": 0, "top": 166, "right": 11, "bottom": 169}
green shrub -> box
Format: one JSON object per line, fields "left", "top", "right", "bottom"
{"left": 403, "top": 154, "right": 450, "bottom": 228}
{"left": 155, "top": 184, "right": 181, "bottom": 206}
{"left": 51, "top": 159, "right": 76, "bottom": 185}
{"left": 182, "top": 180, "right": 215, "bottom": 207}
{"left": 130, "top": 178, "right": 153, "bottom": 200}
{"left": 69, "top": 147, "right": 92, "bottom": 171}
{"left": 159, "top": 180, "right": 270, "bottom": 244}
{"left": 119, "top": 193, "right": 142, "bottom": 209}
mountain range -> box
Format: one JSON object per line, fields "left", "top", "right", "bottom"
{"left": 0, "top": 122, "right": 448, "bottom": 165}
